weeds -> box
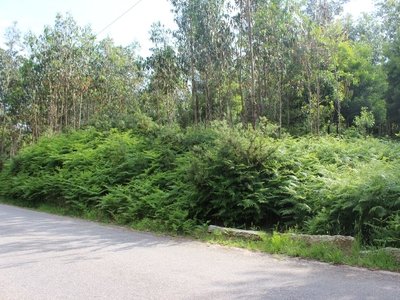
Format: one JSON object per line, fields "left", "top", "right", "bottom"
{"left": 1, "top": 122, "right": 400, "bottom": 250}
{"left": 197, "top": 229, "right": 399, "bottom": 271}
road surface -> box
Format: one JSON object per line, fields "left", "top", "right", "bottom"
{"left": 0, "top": 203, "right": 399, "bottom": 299}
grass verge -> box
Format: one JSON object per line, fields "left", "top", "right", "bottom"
{"left": 1, "top": 197, "right": 399, "bottom": 272}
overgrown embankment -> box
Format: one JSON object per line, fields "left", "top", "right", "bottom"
{"left": 1, "top": 121, "right": 399, "bottom": 247}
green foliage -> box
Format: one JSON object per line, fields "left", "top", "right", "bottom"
{"left": 174, "top": 121, "right": 282, "bottom": 227}
{"left": 368, "top": 214, "right": 400, "bottom": 248}
{"left": 1, "top": 122, "right": 400, "bottom": 245}
{"left": 2, "top": 3, "right": 400, "bottom": 269}
{"left": 298, "top": 138, "right": 400, "bottom": 246}
{"left": 203, "top": 231, "right": 361, "bottom": 267}
{"left": 354, "top": 107, "right": 375, "bottom": 135}
{"left": 2, "top": 1, "right": 399, "bottom": 162}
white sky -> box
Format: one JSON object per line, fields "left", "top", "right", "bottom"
{"left": 343, "top": 0, "right": 375, "bottom": 18}
{"left": 0, "top": 0, "right": 374, "bottom": 57}
{"left": 0, "top": 0, "right": 177, "bottom": 57}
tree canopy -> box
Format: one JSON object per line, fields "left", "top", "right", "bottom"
{"left": 1, "top": 1, "right": 400, "bottom": 158}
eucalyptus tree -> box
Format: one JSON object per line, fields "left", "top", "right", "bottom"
{"left": 342, "top": 12, "right": 385, "bottom": 83}
{"left": 170, "top": 0, "right": 199, "bottom": 126}
{"left": 211, "top": 12, "right": 235, "bottom": 123}
{"left": 374, "top": 0, "right": 400, "bottom": 41}
{"left": 307, "top": 3, "right": 388, "bottom": 135}
{"left": 322, "top": 23, "right": 350, "bottom": 135}
{"left": 146, "top": 22, "right": 182, "bottom": 124}
{"left": 0, "top": 48, "right": 9, "bottom": 156}
{"left": 193, "top": 0, "right": 233, "bottom": 123}
{"left": 22, "top": 13, "right": 96, "bottom": 135}
{"left": 384, "top": 34, "right": 400, "bottom": 130}
{"left": 0, "top": 22, "right": 25, "bottom": 158}
{"left": 297, "top": 17, "right": 325, "bottom": 134}
{"left": 170, "top": 0, "right": 235, "bottom": 126}
{"left": 232, "top": 0, "right": 263, "bottom": 127}
{"left": 0, "top": 48, "right": 14, "bottom": 159}
{"left": 232, "top": 0, "right": 248, "bottom": 125}
{"left": 246, "top": 0, "right": 256, "bottom": 128}
{"left": 333, "top": 39, "right": 387, "bottom": 132}
{"left": 253, "top": 0, "right": 302, "bottom": 136}
{"left": 375, "top": 0, "right": 400, "bottom": 131}
{"left": 295, "top": 0, "right": 350, "bottom": 135}
{"left": 303, "top": 0, "right": 350, "bottom": 25}
{"left": 90, "top": 38, "right": 143, "bottom": 128}
{"left": 190, "top": 0, "right": 217, "bottom": 123}
{"left": 19, "top": 12, "right": 145, "bottom": 137}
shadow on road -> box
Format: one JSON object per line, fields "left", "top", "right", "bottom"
{"left": 1, "top": 204, "right": 400, "bottom": 300}
{"left": 0, "top": 204, "right": 189, "bottom": 267}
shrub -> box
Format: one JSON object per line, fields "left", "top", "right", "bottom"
{"left": 1, "top": 122, "right": 400, "bottom": 244}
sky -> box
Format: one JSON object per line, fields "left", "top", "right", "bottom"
{"left": 0, "top": 0, "right": 375, "bottom": 57}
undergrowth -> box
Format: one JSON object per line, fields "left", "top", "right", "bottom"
{"left": 1, "top": 119, "right": 400, "bottom": 248}
{"left": 197, "top": 230, "right": 399, "bottom": 272}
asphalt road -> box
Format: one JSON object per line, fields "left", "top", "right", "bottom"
{"left": 1, "top": 204, "right": 399, "bottom": 300}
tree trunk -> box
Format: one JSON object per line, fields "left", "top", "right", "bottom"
{"left": 278, "top": 64, "right": 283, "bottom": 138}
{"left": 246, "top": 0, "right": 256, "bottom": 129}
{"left": 189, "top": 2, "right": 197, "bottom": 127}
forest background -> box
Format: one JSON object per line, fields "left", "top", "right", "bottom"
{"left": 1, "top": 0, "right": 400, "bottom": 248}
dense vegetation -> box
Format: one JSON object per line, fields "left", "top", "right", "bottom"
{"left": 1, "top": 0, "right": 400, "bottom": 249}
{"left": 1, "top": 0, "right": 400, "bottom": 158}
{"left": 1, "top": 119, "right": 399, "bottom": 247}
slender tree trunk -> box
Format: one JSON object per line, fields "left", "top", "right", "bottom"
{"left": 257, "top": 69, "right": 262, "bottom": 117}
{"left": 337, "top": 94, "right": 341, "bottom": 136}
{"left": 205, "top": 71, "right": 211, "bottom": 122}
{"left": 306, "top": 69, "right": 313, "bottom": 134}
{"left": 73, "top": 91, "right": 76, "bottom": 130}
{"left": 316, "top": 73, "right": 320, "bottom": 136}
{"left": 79, "top": 92, "right": 82, "bottom": 130}
{"left": 278, "top": 64, "right": 283, "bottom": 138}
{"left": 157, "top": 93, "right": 160, "bottom": 121}
{"left": 166, "top": 89, "right": 171, "bottom": 124}
{"left": 286, "top": 91, "right": 290, "bottom": 128}
{"left": 218, "top": 81, "right": 223, "bottom": 121}
{"left": 189, "top": 1, "right": 197, "bottom": 127}
{"left": 238, "top": 41, "right": 246, "bottom": 126}
{"left": 0, "top": 115, "right": 5, "bottom": 158}
{"left": 228, "top": 77, "right": 233, "bottom": 126}
{"left": 263, "top": 63, "right": 268, "bottom": 118}
{"left": 246, "top": 0, "right": 256, "bottom": 129}
{"left": 237, "top": 0, "right": 246, "bottom": 126}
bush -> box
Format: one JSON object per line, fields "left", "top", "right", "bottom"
{"left": 1, "top": 122, "right": 400, "bottom": 245}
